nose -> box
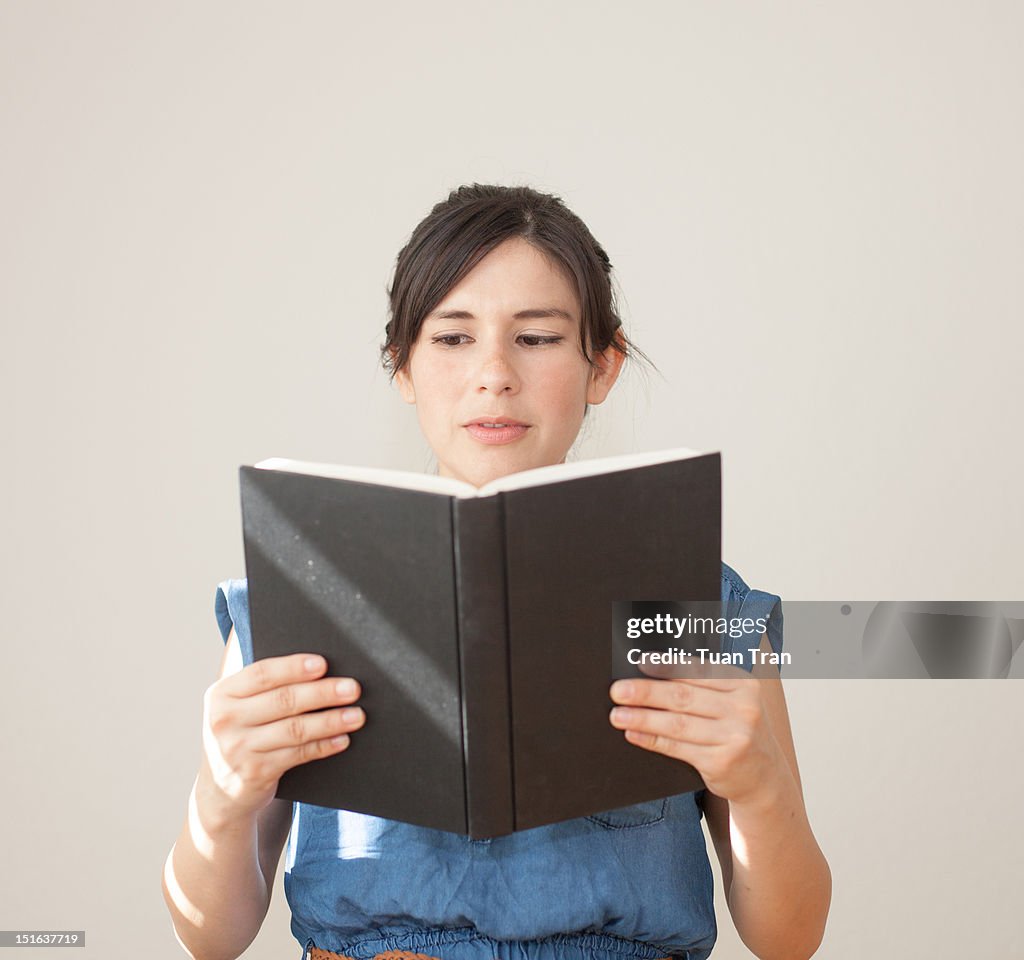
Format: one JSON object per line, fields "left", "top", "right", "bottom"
{"left": 475, "top": 340, "right": 521, "bottom": 395}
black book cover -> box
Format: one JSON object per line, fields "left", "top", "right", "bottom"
{"left": 239, "top": 450, "right": 721, "bottom": 837}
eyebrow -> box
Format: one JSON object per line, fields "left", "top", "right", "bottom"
{"left": 425, "top": 307, "right": 575, "bottom": 323}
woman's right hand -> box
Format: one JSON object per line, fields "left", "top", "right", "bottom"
{"left": 201, "top": 653, "right": 364, "bottom": 820}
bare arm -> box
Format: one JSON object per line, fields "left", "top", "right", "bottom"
{"left": 702, "top": 632, "right": 831, "bottom": 960}
{"left": 161, "top": 629, "right": 364, "bottom": 960}
{"left": 161, "top": 629, "right": 290, "bottom": 960}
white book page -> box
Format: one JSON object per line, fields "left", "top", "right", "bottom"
{"left": 475, "top": 446, "right": 708, "bottom": 495}
{"left": 253, "top": 446, "right": 711, "bottom": 498}
{"left": 252, "top": 458, "right": 477, "bottom": 496}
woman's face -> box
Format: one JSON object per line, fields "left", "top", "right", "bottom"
{"left": 394, "top": 236, "right": 624, "bottom": 488}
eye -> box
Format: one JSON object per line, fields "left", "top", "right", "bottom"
{"left": 430, "top": 334, "right": 470, "bottom": 347}
{"left": 519, "top": 334, "right": 564, "bottom": 346}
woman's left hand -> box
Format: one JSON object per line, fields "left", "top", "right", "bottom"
{"left": 608, "top": 668, "right": 787, "bottom": 806}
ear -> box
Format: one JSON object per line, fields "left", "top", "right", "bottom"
{"left": 391, "top": 351, "right": 416, "bottom": 404}
{"left": 585, "top": 334, "right": 626, "bottom": 405}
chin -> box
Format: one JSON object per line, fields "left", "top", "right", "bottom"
{"left": 464, "top": 465, "right": 511, "bottom": 488}
{"left": 470, "top": 454, "right": 563, "bottom": 488}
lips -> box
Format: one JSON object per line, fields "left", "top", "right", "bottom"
{"left": 463, "top": 418, "right": 530, "bottom": 445}
{"left": 464, "top": 417, "right": 530, "bottom": 427}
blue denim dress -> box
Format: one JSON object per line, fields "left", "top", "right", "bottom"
{"left": 214, "top": 562, "right": 783, "bottom": 960}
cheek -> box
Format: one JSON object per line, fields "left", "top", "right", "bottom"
{"left": 407, "top": 353, "right": 449, "bottom": 395}
{"left": 411, "top": 367, "right": 460, "bottom": 425}
{"left": 543, "top": 365, "right": 592, "bottom": 409}
{"left": 419, "top": 368, "right": 459, "bottom": 402}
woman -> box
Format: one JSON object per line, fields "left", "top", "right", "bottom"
{"left": 162, "top": 184, "right": 831, "bottom": 960}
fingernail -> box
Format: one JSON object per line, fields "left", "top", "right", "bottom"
{"left": 341, "top": 707, "right": 362, "bottom": 723}
{"left": 611, "top": 680, "right": 633, "bottom": 700}
{"left": 336, "top": 679, "right": 356, "bottom": 697}
{"left": 305, "top": 656, "right": 324, "bottom": 672}
{"left": 611, "top": 706, "right": 632, "bottom": 724}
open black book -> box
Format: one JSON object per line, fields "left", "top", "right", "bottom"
{"left": 239, "top": 447, "right": 721, "bottom": 838}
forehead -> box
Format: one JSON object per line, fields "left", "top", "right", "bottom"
{"left": 428, "top": 237, "right": 579, "bottom": 318}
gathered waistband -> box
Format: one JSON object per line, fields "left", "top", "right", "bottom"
{"left": 309, "top": 950, "right": 671, "bottom": 960}
{"left": 303, "top": 941, "right": 671, "bottom": 957}
{"left": 310, "top": 950, "right": 447, "bottom": 960}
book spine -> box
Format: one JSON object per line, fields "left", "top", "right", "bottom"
{"left": 452, "top": 495, "right": 515, "bottom": 838}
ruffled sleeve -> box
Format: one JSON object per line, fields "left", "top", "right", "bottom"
{"left": 214, "top": 578, "right": 254, "bottom": 667}
{"left": 719, "top": 561, "right": 785, "bottom": 670}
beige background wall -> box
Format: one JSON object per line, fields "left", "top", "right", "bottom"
{"left": 2, "top": 1, "right": 1021, "bottom": 957}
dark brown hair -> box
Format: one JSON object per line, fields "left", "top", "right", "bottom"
{"left": 380, "top": 183, "right": 654, "bottom": 379}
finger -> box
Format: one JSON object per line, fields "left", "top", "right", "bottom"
{"left": 622, "top": 729, "right": 715, "bottom": 767}
{"left": 241, "top": 675, "right": 362, "bottom": 726}
{"left": 637, "top": 659, "right": 713, "bottom": 681}
{"left": 248, "top": 704, "right": 366, "bottom": 754}
{"left": 631, "top": 656, "right": 751, "bottom": 683}
{"left": 609, "top": 705, "right": 721, "bottom": 746}
{"left": 224, "top": 652, "right": 332, "bottom": 699}
{"left": 609, "top": 677, "right": 728, "bottom": 719}
{"left": 260, "top": 730, "right": 355, "bottom": 773}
